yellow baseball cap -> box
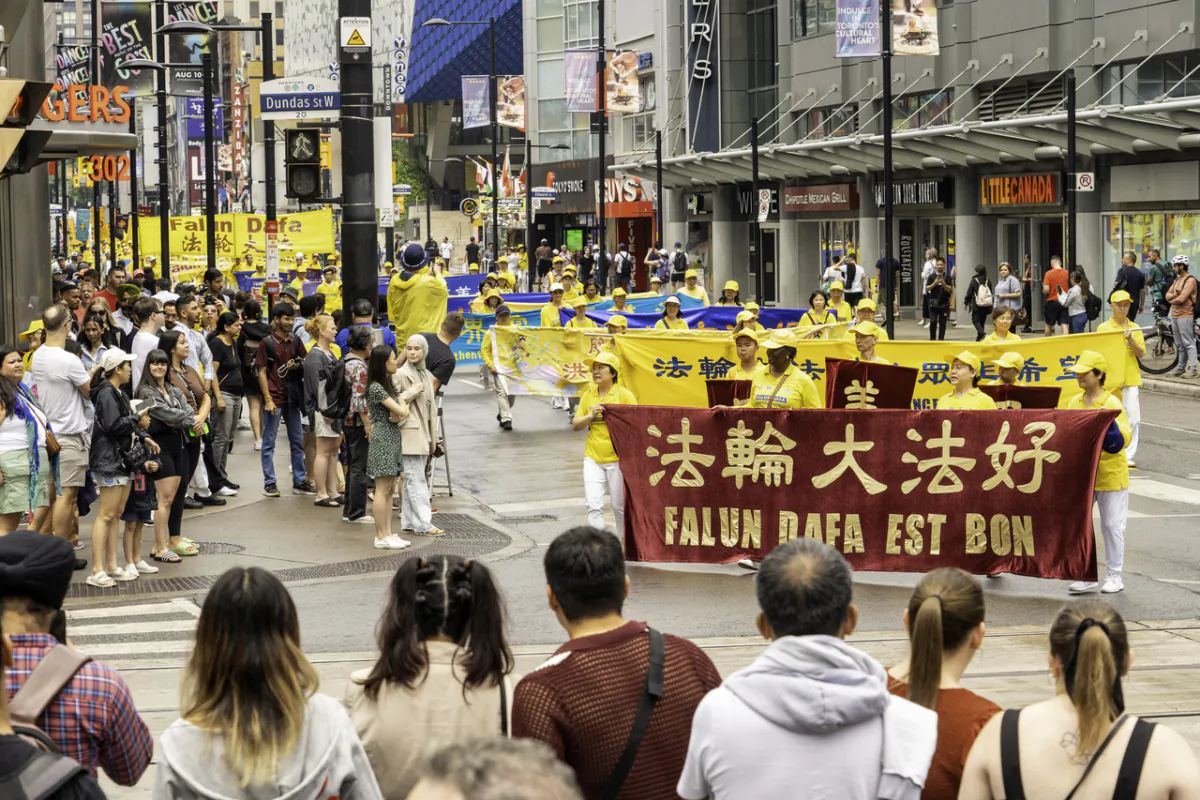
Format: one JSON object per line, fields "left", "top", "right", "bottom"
{"left": 850, "top": 321, "right": 885, "bottom": 338}
{"left": 992, "top": 352, "right": 1026, "bottom": 370}
{"left": 946, "top": 350, "right": 983, "bottom": 373}
{"left": 591, "top": 350, "right": 621, "bottom": 371}
{"left": 745, "top": 302, "right": 760, "bottom": 313}
{"left": 552, "top": 256, "right": 564, "bottom": 263}
{"left": 856, "top": 297, "right": 877, "bottom": 312}
{"left": 724, "top": 280, "right": 739, "bottom": 292}
{"left": 485, "top": 289, "right": 502, "bottom": 300}
{"left": 18, "top": 320, "right": 44, "bottom": 341}
{"left": 762, "top": 330, "right": 796, "bottom": 350}
{"left": 485, "top": 272, "right": 499, "bottom": 282}
{"left": 733, "top": 327, "right": 760, "bottom": 343}
{"left": 829, "top": 281, "right": 845, "bottom": 292}
{"left": 612, "top": 287, "right": 627, "bottom": 297}
{"left": 563, "top": 267, "right": 577, "bottom": 275}
{"left": 685, "top": 269, "right": 698, "bottom": 279}
{"left": 571, "top": 296, "right": 588, "bottom": 308}
{"left": 607, "top": 314, "right": 629, "bottom": 329}
{"left": 1110, "top": 290, "right": 1133, "bottom": 304}
{"left": 649, "top": 275, "right": 663, "bottom": 284}
{"left": 1067, "top": 350, "right": 1109, "bottom": 374}
{"left": 736, "top": 310, "right": 755, "bottom": 323}
{"left": 500, "top": 272, "right": 516, "bottom": 285}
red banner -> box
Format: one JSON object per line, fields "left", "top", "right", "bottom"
{"left": 825, "top": 359, "right": 918, "bottom": 409}
{"left": 979, "top": 385, "right": 1062, "bottom": 410}
{"left": 605, "top": 407, "right": 1118, "bottom": 581}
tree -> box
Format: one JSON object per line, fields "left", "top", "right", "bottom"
{"left": 391, "top": 140, "right": 428, "bottom": 207}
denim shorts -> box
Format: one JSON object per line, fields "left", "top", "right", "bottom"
{"left": 92, "top": 472, "right": 131, "bottom": 488}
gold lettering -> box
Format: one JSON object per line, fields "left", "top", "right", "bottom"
{"left": 804, "top": 512, "right": 822, "bottom": 540}
{"left": 680, "top": 507, "right": 700, "bottom": 546}
{"left": 965, "top": 513, "right": 987, "bottom": 554}
{"left": 741, "top": 510, "right": 762, "bottom": 550}
{"left": 664, "top": 507, "right": 678, "bottom": 545}
{"left": 886, "top": 514, "right": 904, "bottom": 555}
{"left": 843, "top": 514, "right": 864, "bottom": 553}
{"left": 1013, "top": 516, "right": 1035, "bottom": 556}
{"left": 928, "top": 514, "right": 946, "bottom": 556}
{"left": 700, "top": 507, "right": 715, "bottom": 546}
{"left": 719, "top": 507, "right": 738, "bottom": 547}
{"left": 779, "top": 511, "right": 799, "bottom": 544}
{"left": 904, "top": 514, "right": 925, "bottom": 556}
{"left": 825, "top": 513, "right": 842, "bottom": 549}
{"left": 990, "top": 515, "right": 1012, "bottom": 556}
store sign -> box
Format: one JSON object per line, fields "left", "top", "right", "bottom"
{"left": 979, "top": 173, "right": 1062, "bottom": 207}
{"left": 686, "top": 0, "right": 720, "bottom": 153}
{"left": 600, "top": 176, "right": 657, "bottom": 218}
{"left": 532, "top": 158, "right": 608, "bottom": 214}
{"left": 874, "top": 178, "right": 953, "bottom": 208}
{"left": 784, "top": 183, "right": 859, "bottom": 213}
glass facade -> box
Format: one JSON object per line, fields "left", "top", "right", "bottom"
{"left": 893, "top": 90, "right": 955, "bottom": 130}
{"left": 1103, "top": 212, "right": 1200, "bottom": 297}
{"left": 749, "top": 0, "right": 778, "bottom": 132}
{"left": 1103, "top": 54, "right": 1200, "bottom": 106}
{"left": 819, "top": 221, "right": 859, "bottom": 272}
{"left": 535, "top": 0, "right": 594, "bottom": 160}
{"left": 795, "top": 0, "right": 835, "bottom": 39}
{"left": 798, "top": 105, "right": 858, "bottom": 139}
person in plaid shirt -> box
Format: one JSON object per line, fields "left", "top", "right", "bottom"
{"left": 342, "top": 325, "right": 374, "bottom": 525}
{"left": 1, "top": 531, "right": 152, "bottom": 785}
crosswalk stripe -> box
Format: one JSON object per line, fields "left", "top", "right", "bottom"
{"left": 73, "top": 640, "right": 195, "bottom": 658}
{"left": 68, "top": 619, "right": 196, "bottom": 637}
{"left": 67, "top": 602, "right": 186, "bottom": 620}
{"left": 1128, "top": 478, "right": 1200, "bottom": 507}
{"left": 492, "top": 497, "right": 587, "bottom": 514}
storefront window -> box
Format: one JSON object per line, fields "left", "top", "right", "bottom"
{"left": 818, "top": 221, "right": 859, "bottom": 274}
{"left": 687, "top": 221, "right": 711, "bottom": 274}
{"left": 1101, "top": 213, "right": 1200, "bottom": 319}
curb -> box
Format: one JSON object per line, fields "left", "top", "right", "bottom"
{"left": 1142, "top": 376, "right": 1200, "bottom": 399}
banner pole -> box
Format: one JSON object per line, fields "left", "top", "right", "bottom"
{"left": 882, "top": 0, "right": 895, "bottom": 340}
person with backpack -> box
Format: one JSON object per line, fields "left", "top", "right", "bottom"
{"left": 0, "top": 531, "right": 151, "bottom": 787}
{"left": 669, "top": 242, "right": 689, "bottom": 290}
{"left": 302, "top": 314, "right": 343, "bottom": 508}
{"left": 612, "top": 244, "right": 634, "bottom": 293}
{"left": 1061, "top": 269, "right": 1090, "bottom": 334}
{"left": 341, "top": 326, "right": 374, "bottom": 525}
{"left": 964, "top": 265, "right": 994, "bottom": 342}
{"left": 256, "top": 303, "right": 315, "bottom": 499}
{"left": 335, "top": 300, "right": 397, "bottom": 354}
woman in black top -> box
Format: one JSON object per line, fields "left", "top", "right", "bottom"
{"left": 209, "top": 311, "right": 244, "bottom": 486}
{"left": 578, "top": 245, "right": 595, "bottom": 286}
{"left": 238, "top": 298, "right": 271, "bottom": 450}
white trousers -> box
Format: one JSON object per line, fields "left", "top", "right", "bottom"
{"left": 1122, "top": 386, "right": 1140, "bottom": 464}
{"left": 495, "top": 379, "right": 514, "bottom": 423}
{"left": 189, "top": 439, "right": 211, "bottom": 496}
{"left": 583, "top": 457, "right": 625, "bottom": 535}
{"left": 1095, "top": 489, "right": 1128, "bottom": 577}
{"left": 401, "top": 454, "right": 434, "bottom": 533}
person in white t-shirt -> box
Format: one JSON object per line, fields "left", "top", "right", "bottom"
{"left": 920, "top": 249, "right": 938, "bottom": 328}
{"left": 130, "top": 296, "right": 166, "bottom": 389}
{"left": 439, "top": 237, "right": 453, "bottom": 266}
{"left": 30, "top": 304, "right": 100, "bottom": 556}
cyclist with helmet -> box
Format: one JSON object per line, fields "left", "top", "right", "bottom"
{"left": 1165, "top": 254, "right": 1198, "bottom": 378}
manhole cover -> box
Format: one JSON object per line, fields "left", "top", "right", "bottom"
{"left": 66, "top": 514, "right": 511, "bottom": 599}
{"left": 197, "top": 541, "right": 246, "bottom": 555}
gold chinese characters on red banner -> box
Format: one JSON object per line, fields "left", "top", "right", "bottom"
{"left": 604, "top": 407, "right": 1118, "bottom": 581}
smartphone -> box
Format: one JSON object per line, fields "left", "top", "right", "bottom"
{"left": 133, "top": 474, "right": 146, "bottom": 492}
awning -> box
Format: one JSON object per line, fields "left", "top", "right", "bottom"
{"left": 32, "top": 122, "right": 138, "bottom": 162}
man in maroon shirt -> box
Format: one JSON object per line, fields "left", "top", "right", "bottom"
{"left": 513, "top": 527, "right": 721, "bottom": 799}
{"left": 255, "top": 302, "right": 314, "bottom": 498}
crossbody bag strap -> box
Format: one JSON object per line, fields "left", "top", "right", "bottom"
{"left": 1063, "top": 715, "right": 1131, "bottom": 800}
{"left": 601, "top": 628, "right": 666, "bottom": 800}
{"left": 999, "top": 709, "right": 1026, "bottom": 800}
{"left": 765, "top": 373, "right": 789, "bottom": 410}
{"left": 9, "top": 645, "right": 92, "bottom": 725}
{"left": 1113, "top": 718, "right": 1156, "bottom": 799}
{"left": 499, "top": 677, "right": 509, "bottom": 738}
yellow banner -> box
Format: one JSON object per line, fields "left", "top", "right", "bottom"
{"left": 137, "top": 209, "right": 336, "bottom": 264}
{"left": 494, "top": 326, "right": 613, "bottom": 397}
{"left": 603, "top": 330, "right": 1128, "bottom": 408}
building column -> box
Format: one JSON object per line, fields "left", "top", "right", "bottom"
{"left": 711, "top": 184, "right": 737, "bottom": 292}
{"left": 664, "top": 187, "right": 687, "bottom": 254}
{"left": 954, "top": 169, "right": 982, "bottom": 278}
{"left": 858, "top": 175, "right": 879, "bottom": 272}
{"left": 778, "top": 218, "right": 802, "bottom": 307}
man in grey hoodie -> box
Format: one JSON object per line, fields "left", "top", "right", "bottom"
{"left": 677, "top": 538, "right": 938, "bottom": 800}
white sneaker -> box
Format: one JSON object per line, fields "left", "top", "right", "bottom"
{"left": 135, "top": 560, "right": 160, "bottom": 574}
{"left": 344, "top": 515, "right": 375, "bottom": 524}
{"left": 254, "top": 440, "right": 262, "bottom": 451}
{"left": 121, "top": 564, "right": 139, "bottom": 580}
{"left": 374, "top": 534, "right": 411, "bottom": 550}
{"left": 217, "top": 486, "right": 238, "bottom": 497}
{"left": 1101, "top": 575, "right": 1125, "bottom": 594}
{"left": 737, "top": 559, "right": 759, "bottom": 571}
{"left": 1068, "top": 581, "right": 1099, "bottom": 593}
{"left": 111, "top": 566, "right": 137, "bottom": 582}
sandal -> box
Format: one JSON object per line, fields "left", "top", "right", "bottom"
{"left": 153, "top": 550, "right": 182, "bottom": 563}
{"left": 169, "top": 540, "right": 200, "bottom": 557}
{"left": 85, "top": 571, "right": 116, "bottom": 588}
{"left": 314, "top": 498, "right": 339, "bottom": 507}
{"left": 424, "top": 528, "right": 447, "bottom": 536}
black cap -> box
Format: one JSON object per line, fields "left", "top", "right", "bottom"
{"left": 0, "top": 531, "right": 76, "bottom": 609}
{"left": 495, "top": 304, "right": 512, "bottom": 316}
{"left": 401, "top": 242, "right": 428, "bottom": 270}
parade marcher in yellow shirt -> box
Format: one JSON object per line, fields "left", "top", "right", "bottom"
{"left": 938, "top": 351, "right": 997, "bottom": 409}
{"left": 611, "top": 287, "right": 630, "bottom": 313}
{"left": 731, "top": 329, "right": 763, "bottom": 382}
{"left": 1097, "top": 289, "right": 1145, "bottom": 468}
{"left": 981, "top": 307, "right": 1023, "bottom": 345}
{"left": 314, "top": 266, "right": 342, "bottom": 316}
{"left": 499, "top": 271, "right": 517, "bottom": 293}
{"left": 842, "top": 298, "right": 888, "bottom": 342}
{"left": 540, "top": 284, "right": 566, "bottom": 328}
{"left": 826, "top": 282, "right": 849, "bottom": 321}
{"left": 849, "top": 321, "right": 890, "bottom": 364}
{"left": 483, "top": 305, "right": 516, "bottom": 431}
{"left": 573, "top": 350, "right": 638, "bottom": 534}
{"left": 471, "top": 288, "right": 503, "bottom": 314}
{"left": 733, "top": 310, "right": 765, "bottom": 335}
{"left": 679, "top": 269, "right": 711, "bottom": 306}
{"left": 1066, "top": 350, "right": 1132, "bottom": 595}
{"left": 583, "top": 280, "right": 601, "bottom": 302}
{"left": 649, "top": 275, "right": 664, "bottom": 295}
{"left": 717, "top": 280, "right": 743, "bottom": 306}
{"left": 798, "top": 291, "right": 836, "bottom": 339}
{"left": 561, "top": 270, "right": 581, "bottom": 302}
{"left": 987, "top": 352, "right": 1027, "bottom": 386}
{"left": 655, "top": 295, "right": 689, "bottom": 330}
{"left": 565, "top": 296, "right": 599, "bottom": 329}
{"left": 604, "top": 314, "right": 628, "bottom": 346}
{"left": 749, "top": 330, "right": 821, "bottom": 409}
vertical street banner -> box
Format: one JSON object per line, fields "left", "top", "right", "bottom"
{"left": 891, "top": 0, "right": 939, "bottom": 56}
{"left": 99, "top": 2, "right": 155, "bottom": 95}
{"left": 231, "top": 78, "right": 246, "bottom": 177}
{"left": 606, "top": 51, "right": 642, "bottom": 113}
{"left": 686, "top": 0, "right": 720, "bottom": 152}
{"left": 166, "top": 0, "right": 221, "bottom": 96}
{"left": 564, "top": 50, "right": 598, "bottom": 112}
{"left": 53, "top": 44, "right": 92, "bottom": 103}
{"left": 461, "top": 76, "right": 490, "bottom": 129}
{"left": 497, "top": 76, "right": 527, "bottom": 130}
{"left": 835, "top": 0, "right": 881, "bottom": 58}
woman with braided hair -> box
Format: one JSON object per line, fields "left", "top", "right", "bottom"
{"left": 344, "top": 555, "right": 514, "bottom": 799}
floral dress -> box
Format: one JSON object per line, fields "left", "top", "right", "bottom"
{"left": 366, "top": 382, "right": 403, "bottom": 479}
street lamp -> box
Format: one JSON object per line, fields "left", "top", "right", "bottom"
{"left": 524, "top": 141, "right": 569, "bottom": 265}
{"left": 420, "top": 17, "right": 499, "bottom": 261}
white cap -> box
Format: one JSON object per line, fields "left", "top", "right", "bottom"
{"left": 550, "top": 283, "right": 565, "bottom": 293}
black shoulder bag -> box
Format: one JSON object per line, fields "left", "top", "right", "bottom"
{"left": 601, "top": 627, "right": 666, "bottom": 800}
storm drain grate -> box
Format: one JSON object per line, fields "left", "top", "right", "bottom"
{"left": 66, "top": 514, "right": 511, "bottom": 599}
{"left": 196, "top": 541, "right": 246, "bottom": 555}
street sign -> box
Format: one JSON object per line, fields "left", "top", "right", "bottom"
{"left": 341, "top": 17, "right": 371, "bottom": 53}
{"left": 1075, "top": 172, "right": 1096, "bottom": 192}
{"left": 757, "top": 188, "right": 771, "bottom": 223}
{"left": 259, "top": 78, "right": 341, "bottom": 121}
{"left": 265, "top": 219, "right": 280, "bottom": 291}
{"left": 531, "top": 186, "right": 557, "bottom": 200}
{"left": 379, "top": 205, "right": 395, "bottom": 227}
{"left": 460, "top": 198, "right": 479, "bottom": 217}
{"left": 393, "top": 184, "right": 412, "bottom": 196}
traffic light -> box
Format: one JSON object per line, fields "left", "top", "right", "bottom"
{"left": 285, "top": 128, "right": 321, "bottom": 202}
{"left": 0, "top": 79, "right": 54, "bottom": 178}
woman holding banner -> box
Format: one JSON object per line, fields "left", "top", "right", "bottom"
{"left": 748, "top": 331, "right": 821, "bottom": 409}
{"left": 611, "top": 287, "right": 630, "bottom": 313}
{"left": 938, "top": 352, "right": 998, "bottom": 410}
{"left": 573, "top": 351, "right": 637, "bottom": 535}
{"left": 733, "top": 310, "right": 765, "bottom": 335}
{"left": 565, "top": 297, "right": 600, "bottom": 329}
{"left": 604, "top": 315, "right": 628, "bottom": 340}
{"left": 981, "top": 307, "right": 1022, "bottom": 345}
{"left": 655, "top": 296, "right": 690, "bottom": 330}
{"left": 679, "top": 270, "right": 711, "bottom": 306}
{"left": 718, "top": 281, "right": 743, "bottom": 306}
{"left": 798, "top": 291, "right": 836, "bottom": 339}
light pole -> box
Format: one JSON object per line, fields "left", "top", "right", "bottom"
{"left": 524, "top": 140, "right": 569, "bottom": 264}
{"left": 421, "top": 17, "right": 499, "bottom": 259}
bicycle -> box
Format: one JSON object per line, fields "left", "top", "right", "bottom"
{"left": 1138, "top": 300, "right": 1200, "bottom": 375}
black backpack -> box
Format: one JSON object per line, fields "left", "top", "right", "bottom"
{"left": 319, "top": 355, "right": 360, "bottom": 420}
{"left": 1085, "top": 291, "right": 1102, "bottom": 321}
{"left": 0, "top": 752, "right": 88, "bottom": 800}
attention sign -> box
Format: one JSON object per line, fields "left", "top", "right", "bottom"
{"left": 980, "top": 173, "right": 1062, "bottom": 207}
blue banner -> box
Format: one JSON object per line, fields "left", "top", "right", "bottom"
{"left": 448, "top": 291, "right": 707, "bottom": 315}
{"left": 835, "top": 0, "right": 881, "bottom": 58}
{"left": 565, "top": 305, "right": 807, "bottom": 329}
{"left": 445, "top": 273, "right": 484, "bottom": 298}
{"left": 461, "top": 76, "right": 490, "bottom": 129}
{"left": 452, "top": 310, "right": 543, "bottom": 365}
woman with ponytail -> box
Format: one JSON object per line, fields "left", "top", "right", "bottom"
{"left": 345, "top": 555, "right": 514, "bottom": 799}
{"left": 887, "top": 568, "right": 998, "bottom": 798}
{"left": 960, "top": 600, "right": 1200, "bottom": 799}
